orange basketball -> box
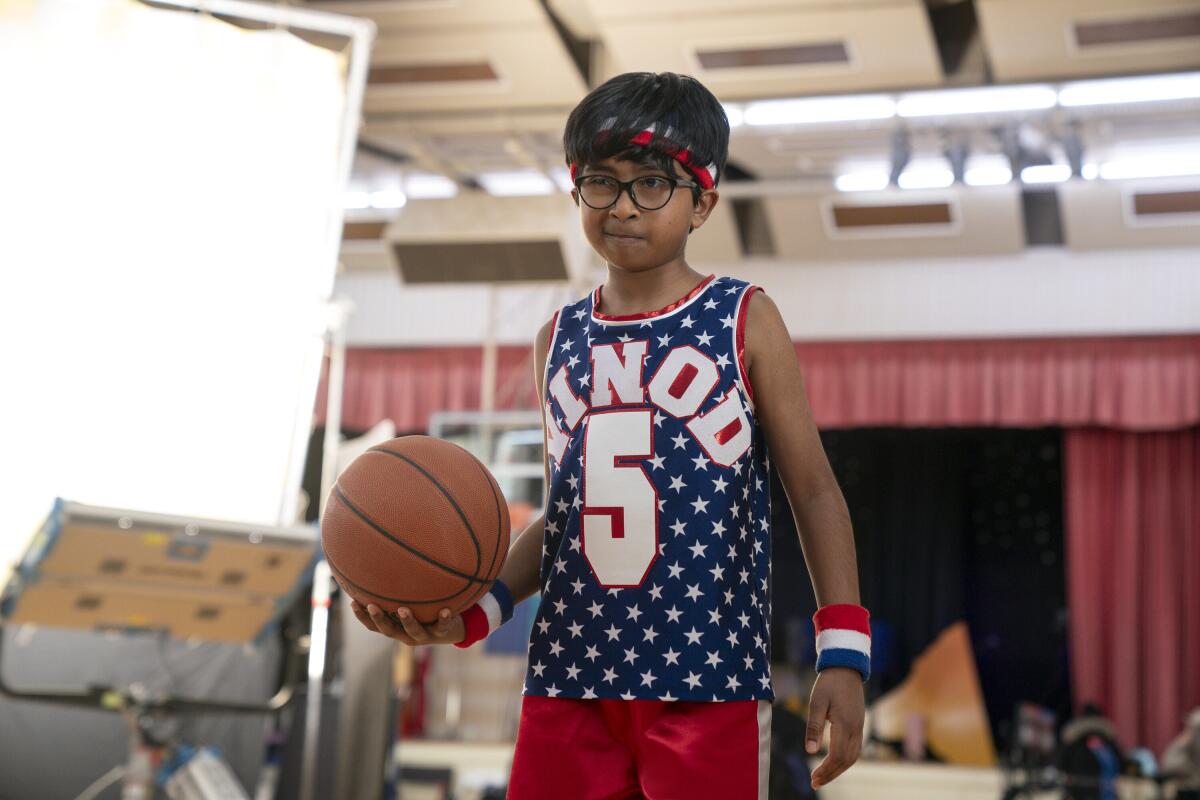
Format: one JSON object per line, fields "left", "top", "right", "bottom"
{"left": 321, "top": 435, "right": 510, "bottom": 624}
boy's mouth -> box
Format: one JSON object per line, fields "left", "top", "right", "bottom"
{"left": 604, "top": 230, "right": 643, "bottom": 242}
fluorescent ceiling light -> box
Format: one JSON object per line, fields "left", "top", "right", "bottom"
{"left": 723, "top": 103, "right": 744, "bottom": 128}
{"left": 963, "top": 154, "right": 1012, "bottom": 186}
{"left": 478, "top": 170, "right": 556, "bottom": 197}
{"left": 404, "top": 173, "right": 458, "bottom": 199}
{"left": 1081, "top": 162, "right": 1099, "bottom": 181}
{"left": 1098, "top": 154, "right": 1200, "bottom": 180}
{"left": 743, "top": 94, "right": 896, "bottom": 126}
{"left": 1020, "top": 164, "right": 1071, "bottom": 184}
{"left": 550, "top": 166, "right": 574, "bottom": 192}
{"left": 835, "top": 171, "right": 890, "bottom": 192}
{"left": 368, "top": 189, "right": 407, "bottom": 209}
{"left": 342, "top": 190, "right": 370, "bottom": 209}
{"left": 898, "top": 157, "right": 954, "bottom": 189}
{"left": 898, "top": 85, "right": 1057, "bottom": 117}
{"left": 1058, "top": 72, "right": 1200, "bottom": 107}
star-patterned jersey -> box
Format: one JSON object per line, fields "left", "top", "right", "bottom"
{"left": 525, "top": 274, "right": 774, "bottom": 703}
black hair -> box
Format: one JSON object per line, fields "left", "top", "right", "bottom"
{"left": 563, "top": 72, "right": 730, "bottom": 197}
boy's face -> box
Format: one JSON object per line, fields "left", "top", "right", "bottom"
{"left": 572, "top": 154, "right": 719, "bottom": 272}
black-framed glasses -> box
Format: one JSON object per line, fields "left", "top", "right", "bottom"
{"left": 573, "top": 174, "right": 699, "bottom": 211}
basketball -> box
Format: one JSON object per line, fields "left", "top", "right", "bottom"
{"left": 320, "top": 435, "right": 510, "bottom": 624}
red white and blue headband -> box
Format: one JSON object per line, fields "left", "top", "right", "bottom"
{"left": 568, "top": 122, "right": 719, "bottom": 191}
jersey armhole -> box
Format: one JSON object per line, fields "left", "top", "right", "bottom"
{"left": 542, "top": 309, "right": 561, "bottom": 404}
{"left": 734, "top": 286, "right": 761, "bottom": 405}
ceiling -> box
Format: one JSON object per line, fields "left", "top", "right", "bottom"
{"left": 298, "top": 0, "right": 1200, "bottom": 268}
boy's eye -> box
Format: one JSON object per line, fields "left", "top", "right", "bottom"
{"left": 639, "top": 177, "right": 666, "bottom": 188}
{"left": 582, "top": 176, "right": 616, "bottom": 187}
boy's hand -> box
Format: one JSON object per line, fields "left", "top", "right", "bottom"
{"left": 806, "top": 667, "right": 866, "bottom": 789}
{"left": 350, "top": 599, "right": 465, "bottom": 646}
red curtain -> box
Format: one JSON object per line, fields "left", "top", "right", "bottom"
{"left": 314, "top": 334, "right": 1200, "bottom": 752}
{"left": 1065, "top": 427, "right": 1200, "bottom": 755}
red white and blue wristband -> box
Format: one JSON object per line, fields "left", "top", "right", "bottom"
{"left": 813, "top": 604, "right": 872, "bottom": 682}
{"left": 454, "top": 580, "right": 514, "bottom": 649}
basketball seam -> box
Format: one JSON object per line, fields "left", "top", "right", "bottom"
{"left": 325, "top": 553, "right": 477, "bottom": 605}
{"left": 468, "top": 452, "right": 504, "bottom": 581}
{"left": 330, "top": 485, "right": 488, "bottom": 585}
{"left": 366, "top": 446, "right": 484, "bottom": 576}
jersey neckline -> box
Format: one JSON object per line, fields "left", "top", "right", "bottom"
{"left": 591, "top": 274, "right": 716, "bottom": 324}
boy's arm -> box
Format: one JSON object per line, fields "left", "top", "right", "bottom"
{"left": 353, "top": 317, "right": 553, "bottom": 641}
{"left": 743, "top": 290, "right": 864, "bottom": 790}
{"left": 493, "top": 316, "right": 556, "bottom": 604}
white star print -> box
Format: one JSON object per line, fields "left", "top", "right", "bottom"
{"left": 691, "top": 455, "right": 709, "bottom": 471}
{"left": 684, "top": 672, "right": 703, "bottom": 690}
{"left": 585, "top": 644, "right": 601, "bottom": 662}
{"left": 549, "top": 639, "right": 564, "bottom": 656}
{"left": 660, "top": 692, "right": 677, "bottom": 702}
{"left": 566, "top": 473, "right": 579, "bottom": 490}
{"left": 554, "top": 497, "right": 569, "bottom": 515}
{"left": 680, "top": 315, "right": 695, "bottom": 329}
{"left": 712, "top": 519, "right": 726, "bottom": 536}
{"left": 656, "top": 333, "right": 671, "bottom": 348}
{"left": 571, "top": 578, "right": 585, "bottom": 595}
{"left": 627, "top": 604, "right": 643, "bottom": 622}
{"left": 671, "top": 432, "right": 689, "bottom": 450}
{"left": 720, "top": 314, "right": 735, "bottom": 329}
{"left": 566, "top": 354, "right": 580, "bottom": 369}
{"left": 653, "top": 413, "right": 664, "bottom": 427}
{"left": 685, "top": 584, "right": 704, "bottom": 601}
{"left": 724, "top": 588, "right": 736, "bottom": 606}
{"left": 647, "top": 454, "right": 665, "bottom": 470}
{"left": 696, "top": 330, "right": 714, "bottom": 346}
{"left": 712, "top": 475, "right": 728, "bottom": 494}
{"left": 688, "top": 541, "right": 708, "bottom": 559}
{"left": 669, "top": 519, "right": 687, "bottom": 537}
{"left": 665, "top": 606, "right": 683, "bottom": 623}
{"left": 583, "top": 686, "right": 598, "bottom": 699}
{"left": 573, "top": 494, "right": 583, "bottom": 510}
{"left": 579, "top": 372, "right": 591, "bottom": 387}
{"left": 744, "top": 654, "right": 756, "bottom": 671}
{"left": 547, "top": 684, "right": 561, "bottom": 697}
{"left": 532, "top": 661, "right": 546, "bottom": 677}
{"left": 621, "top": 691, "right": 635, "bottom": 700}
{"left": 573, "top": 308, "right": 587, "bottom": 321}
{"left": 604, "top": 624, "right": 622, "bottom": 641}
{"left": 649, "top": 584, "right": 664, "bottom": 600}
{"left": 726, "top": 630, "right": 739, "bottom": 647}
{"left": 737, "top": 612, "right": 751, "bottom": 628}
{"left": 691, "top": 496, "right": 710, "bottom": 515}
{"left": 623, "top": 647, "right": 639, "bottom": 665}
{"left": 684, "top": 627, "right": 703, "bottom": 645}
{"left": 566, "top": 663, "right": 581, "bottom": 680}
{"left": 546, "top": 518, "right": 560, "bottom": 535}
{"left": 667, "top": 561, "right": 684, "bottom": 579}
{"left": 568, "top": 621, "right": 584, "bottom": 638}
{"left": 663, "top": 648, "right": 680, "bottom": 665}
{"left": 709, "top": 564, "right": 725, "bottom": 582}
{"left": 760, "top": 675, "right": 772, "bottom": 690}
{"left": 554, "top": 558, "right": 567, "bottom": 574}
{"left": 617, "top": 333, "right": 632, "bottom": 343}
{"left": 705, "top": 651, "right": 724, "bottom": 669}
{"left": 560, "top": 338, "right": 573, "bottom": 351}
{"left": 703, "top": 297, "right": 718, "bottom": 311}
{"left": 668, "top": 475, "right": 687, "bottom": 492}
{"left": 708, "top": 608, "right": 722, "bottom": 626}
{"left": 569, "top": 537, "right": 582, "bottom": 552}
{"left": 553, "top": 598, "right": 567, "bottom": 614}
{"left": 537, "top": 619, "right": 551, "bottom": 635}
{"left": 602, "top": 668, "right": 618, "bottom": 684}
{"left": 715, "top": 352, "right": 732, "bottom": 368}
{"left": 642, "top": 626, "right": 659, "bottom": 643}
{"left": 726, "top": 675, "right": 741, "bottom": 691}
{"left": 641, "top": 670, "right": 657, "bottom": 687}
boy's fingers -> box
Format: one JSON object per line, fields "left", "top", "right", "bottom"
{"left": 366, "top": 604, "right": 406, "bottom": 639}
{"left": 351, "top": 601, "right": 378, "bottom": 632}
{"left": 394, "top": 607, "right": 430, "bottom": 643}
{"left": 432, "top": 608, "right": 452, "bottom": 637}
{"left": 806, "top": 694, "right": 829, "bottom": 755}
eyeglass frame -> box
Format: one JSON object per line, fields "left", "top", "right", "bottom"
{"left": 572, "top": 173, "right": 701, "bottom": 211}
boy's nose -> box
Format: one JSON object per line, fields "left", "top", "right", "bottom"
{"left": 610, "top": 185, "right": 640, "bottom": 218}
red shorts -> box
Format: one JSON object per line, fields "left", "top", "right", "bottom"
{"left": 507, "top": 696, "right": 772, "bottom": 800}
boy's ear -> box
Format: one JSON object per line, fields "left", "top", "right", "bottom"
{"left": 688, "top": 188, "right": 720, "bottom": 233}
{"left": 570, "top": 188, "right": 579, "bottom": 206}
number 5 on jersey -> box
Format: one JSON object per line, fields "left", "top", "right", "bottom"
{"left": 580, "top": 409, "right": 659, "bottom": 587}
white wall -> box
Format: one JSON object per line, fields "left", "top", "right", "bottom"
{"left": 336, "top": 246, "right": 1200, "bottom": 347}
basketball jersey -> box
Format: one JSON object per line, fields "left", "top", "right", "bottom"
{"left": 524, "top": 274, "right": 775, "bottom": 702}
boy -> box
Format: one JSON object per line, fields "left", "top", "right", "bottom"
{"left": 353, "top": 72, "right": 868, "bottom": 799}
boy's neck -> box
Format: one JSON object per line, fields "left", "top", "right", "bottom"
{"left": 598, "top": 261, "right": 709, "bottom": 317}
